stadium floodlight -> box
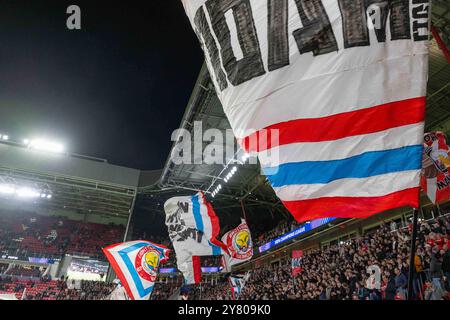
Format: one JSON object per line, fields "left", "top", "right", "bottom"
{"left": 23, "top": 139, "right": 30, "bottom": 145}
{"left": 29, "top": 139, "right": 64, "bottom": 153}
{"left": 2, "top": 135, "right": 9, "bottom": 141}
{"left": 16, "top": 187, "right": 40, "bottom": 198}
{"left": 47, "top": 194, "right": 52, "bottom": 199}
{"left": 0, "top": 184, "right": 16, "bottom": 194}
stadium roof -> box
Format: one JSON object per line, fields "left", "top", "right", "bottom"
{"left": 153, "top": 3, "right": 450, "bottom": 216}
{"left": 0, "top": 140, "right": 139, "bottom": 221}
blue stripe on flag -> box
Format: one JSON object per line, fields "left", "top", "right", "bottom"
{"left": 211, "top": 244, "right": 221, "bottom": 256}
{"left": 118, "top": 242, "right": 155, "bottom": 298}
{"left": 191, "top": 195, "right": 204, "bottom": 233}
{"left": 264, "top": 145, "right": 423, "bottom": 187}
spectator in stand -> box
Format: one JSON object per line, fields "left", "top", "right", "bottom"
{"left": 430, "top": 248, "right": 444, "bottom": 300}
{"left": 442, "top": 245, "right": 450, "bottom": 291}
{"left": 394, "top": 268, "right": 407, "bottom": 299}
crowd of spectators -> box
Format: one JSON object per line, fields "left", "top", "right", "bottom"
{"left": 1, "top": 210, "right": 449, "bottom": 301}
{"left": 0, "top": 276, "right": 116, "bottom": 300}
{"left": 238, "top": 215, "right": 450, "bottom": 300}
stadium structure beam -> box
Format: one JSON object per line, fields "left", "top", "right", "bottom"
{"left": 431, "top": 25, "right": 450, "bottom": 64}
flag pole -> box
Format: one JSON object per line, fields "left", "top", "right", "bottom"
{"left": 407, "top": 207, "right": 419, "bottom": 300}
{"left": 240, "top": 200, "right": 248, "bottom": 222}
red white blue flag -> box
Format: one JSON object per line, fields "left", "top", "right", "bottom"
{"left": 421, "top": 132, "right": 450, "bottom": 204}
{"left": 181, "top": 0, "right": 430, "bottom": 222}
{"left": 292, "top": 250, "right": 303, "bottom": 277}
{"left": 103, "top": 240, "right": 170, "bottom": 300}
{"left": 164, "top": 192, "right": 228, "bottom": 284}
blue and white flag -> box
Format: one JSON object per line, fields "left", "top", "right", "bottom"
{"left": 103, "top": 240, "right": 170, "bottom": 300}
{"left": 164, "top": 192, "right": 228, "bottom": 284}
{"left": 229, "top": 271, "right": 251, "bottom": 300}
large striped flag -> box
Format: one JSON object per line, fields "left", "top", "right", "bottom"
{"left": 103, "top": 240, "right": 170, "bottom": 300}
{"left": 164, "top": 192, "right": 228, "bottom": 284}
{"left": 181, "top": 0, "right": 430, "bottom": 222}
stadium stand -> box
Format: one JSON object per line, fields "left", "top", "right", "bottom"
{"left": 0, "top": 213, "right": 447, "bottom": 300}
{"left": 0, "top": 210, "right": 124, "bottom": 260}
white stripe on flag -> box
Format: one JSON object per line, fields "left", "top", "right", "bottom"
{"left": 226, "top": 51, "right": 428, "bottom": 139}
{"left": 273, "top": 170, "right": 421, "bottom": 201}
{"left": 258, "top": 124, "right": 424, "bottom": 168}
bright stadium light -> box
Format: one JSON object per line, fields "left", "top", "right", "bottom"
{"left": 2, "top": 135, "right": 9, "bottom": 141}
{"left": 29, "top": 139, "right": 64, "bottom": 153}
{"left": 47, "top": 194, "right": 52, "bottom": 199}
{"left": 23, "top": 139, "right": 30, "bottom": 145}
{"left": 16, "top": 187, "right": 40, "bottom": 198}
{"left": 0, "top": 184, "right": 16, "bottom": 194}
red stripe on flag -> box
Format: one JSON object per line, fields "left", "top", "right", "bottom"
{"left": 192, "top": 256, "right": 202, "bottom": 285}
{"left": 283, "top": 187, "right": 420, "bottom": 223}
{"left": 201, "top": 192, "right": 229, "bottom": 254}
{"left": 240, "top": 97, "right": 426, "bottom": 152}
{"left": 102, "top": 246, "right": 135, "bottom": 300}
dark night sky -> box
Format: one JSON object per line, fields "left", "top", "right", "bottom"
{"left": 0, "top": 1, "right": 204, "bottom": 169}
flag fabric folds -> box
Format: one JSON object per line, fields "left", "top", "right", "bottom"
{"left": 421, "top": 132, "right": 450, "bottom": 204}
{"left": 229, "top": 272, "right": 251, "bottom": 300}
{"left": 181, "top": 0, "right": 430, "bottom": 222}
{"left": 291, "top": 250, "right": 303, "bottom": 277}
{"left": 221, "top": 219, "right": 253, "bottom": 268}
{"left": 102, "top": 240, "right": 169, "bottom": 300}
{"left": 164, "top": 192, "right": 228, "bottom": 284}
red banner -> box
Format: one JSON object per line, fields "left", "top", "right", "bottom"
{"left": 291, "top": 250, "right": 303, "bottom": 277}
{"left": 421, "top": 132, "right": 450, "bottom": 204}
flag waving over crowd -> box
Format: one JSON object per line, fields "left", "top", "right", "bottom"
{"left": 421, "top": 132, "right": 450, "bottom": 204}
{"left": 181, "top": 0, "right": 430, "bottom": 222}
{"left": 102, "top": 240, "right": 169, "bottom": 300}
{"left": 291, "top": 250, "right": 303, "bottom": 277}
{"left": 164, "top": 192, "right": 228, "bottom": 284}
{"left": 229, "top": 271, "right": 251, "bottom": 300}
{"left": 221, "top": 219, "right": 253, "bottom": 269}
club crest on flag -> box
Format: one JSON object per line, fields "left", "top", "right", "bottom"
{"left": 103, "top": 240, "right": 169, "bottom": 300}
{"left": 222, "top": 220, "right": 253, "bottom": 269}
{"left": 229, "top": 225, "right": 252, "bottom": 260}
{"left": 135, "top": 246, "right": 160, "bottom": 282}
